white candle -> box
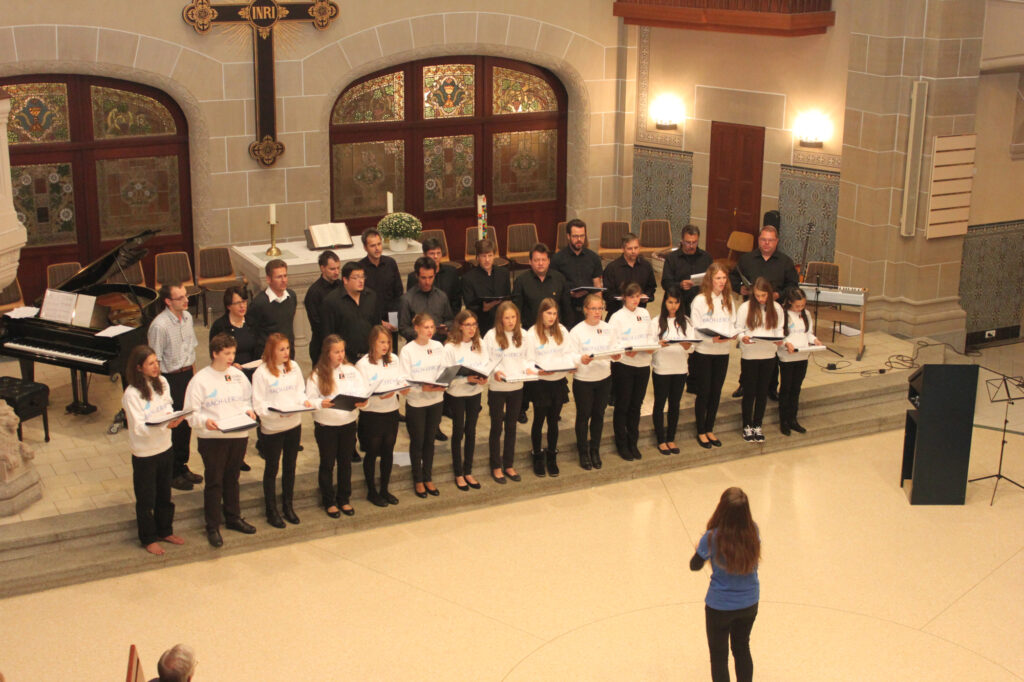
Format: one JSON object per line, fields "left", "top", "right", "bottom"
{"left": 476, "top": 194, "right": 486, "bottom": 239}
{"left": 386, "top": 191, "right": 394, "bottom": 214}
{"left": 269, "top": 203, "right": 276, "bottom": 224}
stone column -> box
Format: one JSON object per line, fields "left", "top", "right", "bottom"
{"left": 0, "top": 89, "right": 29, "bottom": 291}
{"left": 836, "top": 0, "right": 984, "bottom": 347}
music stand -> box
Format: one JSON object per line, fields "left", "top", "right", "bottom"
{"left": 968, "top": 373, "right": 1024, "bottom": 505}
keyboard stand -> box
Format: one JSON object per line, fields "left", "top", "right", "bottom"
{"left": 816, "top": 299, "right": 867, "bottom": 361}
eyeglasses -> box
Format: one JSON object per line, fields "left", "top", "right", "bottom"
{"left": 170, "top": 295, "right": 188, "bottom": 302}
{"left": 229, "top": 299, "right": 247, "bottom": 306}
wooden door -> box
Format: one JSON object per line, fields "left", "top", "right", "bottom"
{"left": 707, "top": 122, "right": 765, "bottom": 259}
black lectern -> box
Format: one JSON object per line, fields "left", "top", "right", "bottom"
{"left": 901, "top": 364, "right": 978, "bottom": 504}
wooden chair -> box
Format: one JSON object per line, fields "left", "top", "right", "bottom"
{"left": 197, "top": 246, "right": 244, "bottom": 326}
{"left": 418, "top": 229, "right": 456, "bottom": 263}
{"left": 555, "top": 221, "right": 569, "bottom": 251}
{"left": 155, "top": 251, "right": 201, "bottom": 319}
{"left": 0, "top": 278, "right": 25, "bottom": 314}
{"left": 46, "top": 261, "right": 81, "bottom": 289}
{"left": 713, "top": 230, "right": 755, "bottom": 271}
{"left": 598, "top": 221, "right": 630, "bottom": 260}
{"left": 105, "top": 261, "right": 146, "bottom": 287}
{"left": 639, "top": 219, "right": 672, "bottom": 257}
{"left": 464, "top": 226, "right": 509, "bottom": 268}
{"left": 506, "top": 222, "right": 539, "bottom": 268}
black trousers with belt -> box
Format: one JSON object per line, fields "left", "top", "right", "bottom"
{"left": 652, "top": 372, "right": 686, "bottom": 443}
{"left": 131, "top": 447, "right": 175, "bottom": 546}
{"left": 740, "top": 358, "right": 776, "bottom": 428}
{"left": 572, "top": 377, "right": 611, "bottom": 454}
{"left": 162, "top": 368, "right": 193, "bottom": 475}
{"left": 778, "top": 359, "right": 808, "bottom": 426}
{"left": 314, "top": 421, "right": 356, "bottom": 507}
{"left": 197, "top": 437, "right": 246, "bottom": 531}
{"left": 407, "top": 401, "right": 443, "bottom": 483}
{"left": 611, "top": 363, "right": 650, "bottom": 452}
{"left": 691, "top": 352, "right": 729, "bottom": 434}
{"left": 359, "top": 410, "right": 398, "bottom": 495}
{"left": 448, "top": 393, "right": 482, "bottom": 477}
{"left": 488, "top": 389, "right": 523, "bottom": 470}
{"left": 261, "top": 425, "right": 302, "bottom": 504}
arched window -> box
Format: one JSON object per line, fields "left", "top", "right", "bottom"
{"left": 3, "top": 75, "right": 192, "bottom": 299}
{"left": 330, "top": 57, "right": 566, "bottom": 257}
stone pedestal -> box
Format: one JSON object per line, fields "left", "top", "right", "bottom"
{"left": 0, "top": 404, "right": 42, "bottom": 517}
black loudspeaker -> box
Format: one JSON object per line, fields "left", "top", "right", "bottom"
{"left": 763, "top": 210, "right": 781, "bottom": 231}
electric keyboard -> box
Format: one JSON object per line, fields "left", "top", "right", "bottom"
{"left": 798, "top": 284, "right": 869, "bottom": 361}
{"left": 799, "top": 284, "right": 866, "bottom": 306}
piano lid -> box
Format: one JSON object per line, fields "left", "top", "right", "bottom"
{"left": 56, "top": 230, "right": 159, "bottom": 293}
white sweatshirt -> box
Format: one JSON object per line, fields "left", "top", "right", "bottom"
{"left": 609, "top": 306, "right": 655, "bottom": 368}
{"left": 527, "top": 324, "right": 573, "bottom": 381}
{"left": 778, "top": 310, "right": 820, "bottom": 363}
{"left": 185, "top": 365, "right": 253, "bottom": 439}
{"left": 399, "top": 339, "right": 446, "bottom": 408}
{"left": 569, "top": 320, "right": 619, "bottom": 382}
{"left": 444, "top": 340, "right": 489, "bottom": 398}
{"left": 122, "top": 377, "right": 175, "bottom": 457}
{"left": 484, "top": 328, "right": 530, "bottom": 392}
{"left": 651, "top": 316, "right": 695, "bottom": 376}
{"left": 252, "top": 362, "right": 307, "bottom": 434}
{"left": 355, "top": 354, "right": 405, "bottom": 413}
{"left": 736, "top": 300, "right": 786, "bottom": 361}
{"left": 690, "top": 292, "right": 737, "bottom": 356}
{"left": 306, "top": 364, "right": 367, "bottom": 426}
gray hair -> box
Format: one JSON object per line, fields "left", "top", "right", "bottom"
{"left": 157, "top": 644, "right": 197, "bottom": 682}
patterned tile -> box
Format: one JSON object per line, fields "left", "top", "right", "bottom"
{"left": 779, "top": 164, "right": 840, "bottom": 266}
{"left": 631, "top": 146, "right": 692, "bottom": 243}
{"left": 960, "top": 220, "right": 1024, "bottom": 333}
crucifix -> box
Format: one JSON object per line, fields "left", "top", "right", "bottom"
{"left": 183, "top": 0, "right": 339, "bottom": 167}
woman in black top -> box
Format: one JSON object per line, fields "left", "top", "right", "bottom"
{"left": 209, "top": 285, "right": 260, "bottom": 470}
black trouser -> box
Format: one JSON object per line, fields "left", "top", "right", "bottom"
{"left": 692, "top": 352, "right": 729, "bottom": 434}
{"left": 359, "top": 410, "right": 398, "bottom": 495}
{"left": 488, "top": 389, "right": 523, "bottom": 470}
{"left": 530, "top": 392, "right": 564, "bottom": 453}
{"left": 314, "top": 421, "right": 356, "bottom": 507}
{"left": 407, "top": 401, "right": 443, "bottom": 483}
{"left": 573, "top": 377, "right": 611, "bottom": 453}
{"left": 131, "top": 447, "right": 175, "bottom": 546}
{"left": 611, "top": 363, "right": 650, "bottom": 451}
{"left": 740, "top": 358, "right": 776, "bottom": 428}
{"left": 652, "top": 372, "right": 686, "bottom": 443}
{"left": 262, "top": 425, "right": 301, "bottom": 504}
{"left": 778, "top": 360, "right": 808, "bottom": 426}
{"left": 705, "top": 603, "right": 758, "bottom": 682}
{"left": 163, "top": 369, "right": 193, "bottom": 475}
{"left": 448, "top": 393, "right": 482, "bottom": 477}
{"left": 197, "top": 437, "right": 246, "bottom": 531}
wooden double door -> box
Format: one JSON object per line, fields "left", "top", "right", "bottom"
{"left": 706, "top": 121, "right": 765, "bottom": 259}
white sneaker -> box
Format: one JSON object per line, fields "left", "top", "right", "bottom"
{"left": 753, "top": 426, "right": 765, "bottom": 442}
{"left": 743, "top": 426, "right": 755, "bottom": 443}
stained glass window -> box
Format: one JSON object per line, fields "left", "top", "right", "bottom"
{"left": 95, "top": 156, "right": 182, "bottom": 240}
{"left": 90, "top": 86, "right": 177, "bottom": 139}
{"left": 492, "top": 130, "right": 558, "bottom": 205}
{"left": 5, "top": 83, "right": 71, "bottom": 145}
{"left": 332, "top": 71, "right": 405, "bottom": 125}
{"left": 492, "top": 67, "right": 558, "bottom": 115}
{"left": 423, "top": 135, "right": 474, "bottom": 211}
{"left": 422, "top": 64, "right": 475, "bottom": 120}
{"left": 331, "top": 140, "right": 405, "bottom": 219}
{"left": 10, "top": 163, "right": 77, "bottom": 247}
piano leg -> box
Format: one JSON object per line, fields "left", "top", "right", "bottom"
{"left": 65, "top": 369, "right": 98, "bottom": 415}
{"left": 18, "top": 358, "right": 35, "bottom": 383}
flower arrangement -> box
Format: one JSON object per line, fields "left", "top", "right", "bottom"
{"left": 376, "top": 211, "right": 423, "bottom": 240}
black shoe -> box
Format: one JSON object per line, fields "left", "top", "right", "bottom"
{"left": 658, "top": 444, "right": 672, "bottom": 455}
{"left": 298, "top": 444, "right": 304, "bottom": 451}
{"left": 768, "top": 390, "right": 779, "bottom": 402}
{"left": 708, "top": 436, "right": 722, "bottom": 447}
{"left": 368, "top": 492, "right": 388, "bottom": 507}
{"left": 790, "top": 421, "right": 807, "bottom": 434}
{"left": 670, "top": 446, "right": 680, "bottom": 454}
{"left": 590, "top": 448, "right": 603, "bottom": 470}
{"left": 753, "top": 426, "right": 765, "bottom": 443}
{"left": 382, "top": 491, "right": 399, "bottom": 505}
{"left": 414, "top": 486, "right": 428, "bottom": 499}
{"left": 578, "top": 450, "right": 592, "bottom": 471}
{"left": 631, "top": 445, "right": 642, "bottom": 461}
{"left": 456, "top": 479, "right": 470, "bottom": 491}
{"left": 351, "top": 451, "right": 361, "bottom": 463}
{"left": 466, "top": 478, "right": 481, "bottom": 490}
{"left": 182, "top": 467, "right": 203, "bottom": 484}
{"left": 532, "top": 451, "right": 546, "bottom": 477}
{"left": 697, "top": 434, "right": 712, "bottom": 449}
{"left": 780, "top": 423, "right": 791, "bottom": 436}
{"left": 226, "top": 518, "right": 257, "bottom": 534}
{"left": 425, "top": 484, "right": 439, "bottom": 497}
{"left": 517, "top": 409, "right": 528, "bottom": 424}
{"left": 341, "top": 506, "right": 355, "bottom": 516}
{"left": 282, "top": 502, "right": 300, "bottom": 525}
{"left": 207, "top": 528, "right": 223, "bottom": 548}
{"left": 239, "top": 460, "right": 251, "bottom": 472}
{"left": 491, "top": 470, "right": 508, "bottom": 484}
{"left": 732, "top": 386, "right": 743, "bottom": 398}
{"left": 546, "top": 449, "right": 560, "bottom": 477}
{"left": 435, "top": 430, "right": 448, "bottom": 442}
{"left": 266, "top": 506, "right": 286, "bottom": 528}
{"left": 325, "top": 507, "right": 341, "bottom": 519}
{"left": 171, "top": 475, "right": 194, "bottom": 491}
{"left": 504, "top": 468, "right": 522, "bottom": 482}
{"left": 618, "top": 446, "right": 633, "bottom": 462}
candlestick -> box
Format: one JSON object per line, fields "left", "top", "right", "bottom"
{"left": 265, "top": 217, "right": 281, "bottom": 257}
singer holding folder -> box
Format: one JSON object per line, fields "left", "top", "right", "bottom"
{"left": 651, "top": 287, "right": 695, "bottom": 456}
{"left": 526, "top": 298, "right": 573, "bottom": 477}
{"left": 690, "top": 264, "right": 737, "bottom": 449}
{"left": 444, "top": 310, "right": 489, "bottom": 491}
{"left": 736, "top": 278, "right": 785, "bottom": 443}
{"left": 399, "top": 314, "right": 447, "bottom": 498}
{"left": 608, "top": 283, "right": 656, "bottom": 461}
{"left": 569, "top": 293, "right": 622, "bottom": 470}
{"left": 777, "top": 288, "right": 823, "bottom": 436}
{"left": 306, "top": 335, "right": 367, "bottom": 518}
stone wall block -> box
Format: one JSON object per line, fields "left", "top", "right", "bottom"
{"left": 13, "top": 26, "right": 57, "bottom": 62}
{"left": 201, "top": 100, "right": 246, "bottom": 138}
{"left": 286, "top": 167, "right": 321, "bottom": 203}
{"left": 565, "top": 36, "right": 605, "bottom": 82}
{"left": 506, "top": 17, "right": 541, "bottom": 52}
{"left": 302, "top": 45, "right": 348, "bottom": 98}
{"left": 134, "top": 37, "right": 182, "bottom": 78}
{"left": 340, "top": 28, "right": 383, "bottom": 69}
{"left": 475, "top": 14, "right": 509, "bottom": 47}
{"left": 921, "top": 38, "right": 962, "bottom": 79}
{"left": 926, "top": 78, "right": 978, "bottom": 117}
{"left": 537, "top": 24, "right": 572, "bottom": 59}
{"left": 210, "top": 172, "right": 248, "bottom": 210}
{"left": 0, "top": 28, "right": 16, "bottom": 64}
{"left": 247, "top": 169, "right": 287, "bottom": 206}
{"left": 866, "top": 36, "right": 905, "bottom": 77}
{"left": 57, "top": 27, "right": 98, "bottom": 64}
{"left": 443, "top": 14, "right": 477, "bottom": 46}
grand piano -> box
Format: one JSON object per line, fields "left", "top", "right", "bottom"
{"left": 0, "top": 230, "right": 161, "bottom": 415}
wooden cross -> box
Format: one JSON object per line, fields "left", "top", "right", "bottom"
{"left": 183, "top": 0, "right": 339, "bottom": 167}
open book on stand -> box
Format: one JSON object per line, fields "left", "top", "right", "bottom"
{"left": 304, "top": 222, "right": 354, "bottom": 250}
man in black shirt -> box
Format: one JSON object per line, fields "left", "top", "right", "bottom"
{"left": 512, "top": 243, "right": 572, "bottom": 329}
{"left": 551, "top": 218, "right": 603, "bottom": 326}
{"left": 358, "top": 228, "right": 404, "bottom": 337}
{"left": 729, "top": 224, "right": 798, "bottom": 300}
{"left": 303, "top": 250, "right": 341, "bottom": 364}
{"left": 399, "top": 257, "right": 454, "bottom": 342}
{"left": 321, "top": 262, "right": 379, "bottom": 363}
{"left": 602, "top": 232, "right": 657, "bottom": 317}
{"left": 462, "top": 237, "right": 511, "bottom": 335}
{"left": 406, "top": 236, "right": 462, "bottom": 314}
{"left": 661, "top": 224, "right": 713, "bottom": 315}
{"left": 247, "top": 258, "right": 297, "bottom": 357}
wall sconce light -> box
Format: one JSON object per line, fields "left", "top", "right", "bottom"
{"left": 651, "top": 93, "right": 684, "bottom": 130}
{"left": 794, "top": 110, "right": 833, "bottom": 148}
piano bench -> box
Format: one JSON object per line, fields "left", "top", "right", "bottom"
{"left": 0, "top": 377, "right": 50, "bottom": 443}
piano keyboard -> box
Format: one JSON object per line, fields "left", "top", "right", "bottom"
{"left": 799, "top": 284, "right": 866, "bottom": 306}
{"left": 2, "top": 341, "right": 107, "bottom": 366}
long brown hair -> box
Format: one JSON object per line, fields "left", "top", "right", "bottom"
{"left": 261, "top": 332, "right": 292, "bottom": 377}
{"left": 447, "top": 309, "right": 482, "bottom": 352}
{"left": 658, "top": 286, "right": 688, "bottom": 338}
{"left": 493, "top": 301, "right": 523, "bottom": 350}
{"left": 125, "top": 345, "right": 164, "bottom": 402}
{"left": 700, "top": 263, "right": 734, "bottom": 313}
{"left": 534, "top": 297, "right": 564, "bottom": 345}
{"left": 783, "top": 287, "right": 810, "bottom": 332}
{"left": 705, "top": 487, "right": 760, "bottom": 575}
{"left": 744, "top": 277, "right": 779, "bottom": 330}
{"left": 314, "top": 334, "right": 346, "bottom": 397}
{"left": 367, "top": 325, "right": 393, "bottom": 365}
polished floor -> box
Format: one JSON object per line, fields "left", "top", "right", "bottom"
{"left": 1, "top": 420, "right": 1022, "bottom": 680}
